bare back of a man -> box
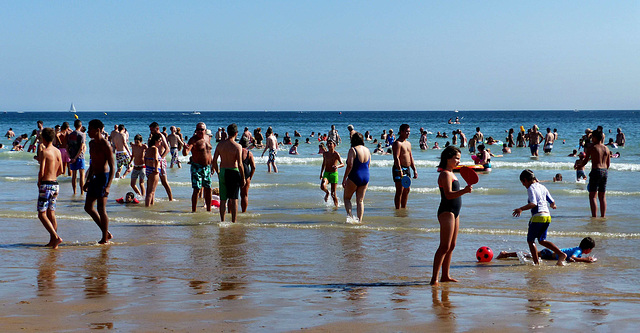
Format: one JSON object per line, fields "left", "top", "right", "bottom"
{"left": 213, "top": 124, "right": 246, "bottom": 222}
{"left": 586, "top": 143, "right": 610, "bottom": 170}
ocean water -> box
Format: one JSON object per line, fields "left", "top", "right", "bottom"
{"left": 1, "top": 110, "right": 640, "bottom": 330}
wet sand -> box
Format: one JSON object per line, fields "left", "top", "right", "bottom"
{"left": 2, "top": 216, "right": 640, "bottom": 332}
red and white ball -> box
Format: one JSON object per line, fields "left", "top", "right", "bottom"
{"left": 476, "top": 246, "right": 493, "bottom": 262}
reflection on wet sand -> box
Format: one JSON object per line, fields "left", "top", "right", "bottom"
{"left": 84, "top": 247, "right": 110, "bottom": 299}
{"left": 432, "top": 285, "right": 457, "bottom": 327}
{"left": 215, "top": 226, "right": 247, "bottom": 300}
{"left": 340, "top": 229, "right": 368, "bottom": 303}
{"left": 37, "top": 250, "right": 59, "bottom": 297}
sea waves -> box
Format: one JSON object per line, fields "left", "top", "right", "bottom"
{"left": 559, "top": 189, "right": 640, "bottom": 197}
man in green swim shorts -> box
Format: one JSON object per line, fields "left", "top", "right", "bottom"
{"left": 182, "top": 122, "right": 213, "bottom": 212}
{"left": 213, "top": 123, "right": 245, "bottom": 222}
{"left": 319, "top": 139, "right": 344, "bottom": 207}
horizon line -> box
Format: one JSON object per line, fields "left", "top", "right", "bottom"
{"left": 4, "top": 109, "right": 639, "bottom": 113}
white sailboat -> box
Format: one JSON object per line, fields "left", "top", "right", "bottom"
{"left": 69, "top": 103, "right": 76, "bottom": 113}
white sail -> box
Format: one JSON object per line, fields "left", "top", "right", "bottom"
{"left": 69, "top": 103, "right": 76, "bottom": 113}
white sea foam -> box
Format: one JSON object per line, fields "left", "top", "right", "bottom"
{"left": 3, "top": 176, "right": 36, "bottom": 181}
{"left": 562, "top": 189, "right": 640, "bottom": 196}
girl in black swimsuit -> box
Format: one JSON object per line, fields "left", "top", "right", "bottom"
{"left": 430, "top": 146, "right": 473, "bottom": 286}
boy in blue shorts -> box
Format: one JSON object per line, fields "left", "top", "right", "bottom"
{"left": 512, "top": 169, "right": 567, "bottom": 266}
{"left": 497, "top": 237, "right": 597, "bottom": 263}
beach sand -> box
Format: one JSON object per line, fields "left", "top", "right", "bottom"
{"left": 2, "top": 216, "right": 639, "bottom": 332}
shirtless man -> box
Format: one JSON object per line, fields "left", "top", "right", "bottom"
{"left": 474, "top": 127, "right": 484, "bottom": 148}
{"left": 168, "top": 126, "right": 185, "bottom": 168}
{"left": 112, "top": 124, "right": 132, "bottom": 178}
{"left": 528, "top": 125, "right": 544, "bottom": 156}
{"left": 37, "top": 128, "right": 64, "bottom": 248}
{"left": 615, "top": 128, "right": 625, "bottom": 147}
{"left": 458, "top": 129, "right": 467, "bottom": 148}
{"left": 347, "top": 124, "right": 356, "bottom": 139}
{"left": 68, "top": 119, "right": 86, "bottom": 195}
{"left": 149, "top": 122, "right": 173, "bottom": 200}
{"left": 543, "top": 127, "right": 555, "bottom": 153}
{"left": 130, "top": 134, "right": 147, "bottom": 197}
{"left": 419, "top": 130, "right": 428, "bottom": 150}
{"left": 109, "top": 125, "right": 119, "bottom": 148}
{"left": 213, "top": 123, "right": 245, "bottom": 222}
{"left": 261, "top": 127, "right": 278, "bottom": 173}
{"left": 239, "top": 127, "right": 254, "bottom": 149}
{"left": 319, "top": 139, "right": 344, "bottom": 207}
{"left": 57, "top": 122, "right": 71, "bottom": 175}
{"left": 182, "top": 122, "right": 213, "bottom": 212}
{"left": 392, "top": 124, "right": 418, "bottom": 209}
{"left": 83, "top": 119, "right": 115, "bottom": 244}
{"left": 578, "top": 130, "right": 611, "bottom": 217}
{"left": 5, "top": 128, "right": 15, "bottom": 138}
{"left": 328, "top": 125, "right": 341, "bottom": 145}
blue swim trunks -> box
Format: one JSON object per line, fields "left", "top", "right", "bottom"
{"left": 69, "top": 158, "right": 86, "bottom": 171}
{"left": 527, "top": 215, "right": 551, "bottom": 243}
{"left": 529, "top": 144, "right": 539, "bottom": 155}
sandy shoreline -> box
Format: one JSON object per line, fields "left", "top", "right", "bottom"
{"left": 2, "top": 276, "right": 637, "bottom": 332}
{"left": 2, "top": 217, "right": 639, "bottom": 332}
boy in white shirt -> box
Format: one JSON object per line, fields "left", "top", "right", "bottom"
{"left": 512, "top": 169, "right": 567, "bottom": 266}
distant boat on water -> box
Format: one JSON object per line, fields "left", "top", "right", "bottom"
{"left": 191, "top": 110, "right": 201, "bottom": 115}
{"left": 69, "top": 103, "right": 76, "bottom": 113}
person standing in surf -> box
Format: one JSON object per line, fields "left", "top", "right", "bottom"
{"left": 83, "top": 119, "right": 115, "bottom": 244}
{"left": 577, "top": 130, "right": 611, "bottom": 217}
{"left": 148, "top": 122, "right": 173, "bottom": 201}
{"left": 392, "top": 124, "right": 418, "bottom": 209}
{"left": 342, "top": 132, "right": 370, "bottom": 222}
{"left": 182, "top": 122, "right": 213, "bottom": 212}
{"left": 430, "top": 146, "right": 472, "bottom": 286}
{"left": 68, "top": 119, "right": 86, "bottom": 195}
{"left": 261, "top": 127, "right": 278, "bottom": 173}
{"left": 528, "top": 125, "right": 544, "bottom": 156}
{"left": 213, "top": 123, "right": 245, "bottom": 223}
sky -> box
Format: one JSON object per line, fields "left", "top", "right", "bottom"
{"left": 1, "top": 1, "right": 639, "bottom": 111}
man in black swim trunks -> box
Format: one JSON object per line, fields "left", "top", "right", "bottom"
{"left": 212, "top": 123, "right": 245, "bottom": 223}
{"left": 83, "top": 119, "right": 115, "bottom": 244}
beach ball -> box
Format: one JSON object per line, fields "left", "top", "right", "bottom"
{"left": 211, "top": 199, "right": 220, "bottom": 208}
{"left": 476, "top": 246, "right": 493, "bottom": 262}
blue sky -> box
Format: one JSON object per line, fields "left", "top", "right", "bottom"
{"left": 1, "top": 1, "right": 638, "bottom": 111}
